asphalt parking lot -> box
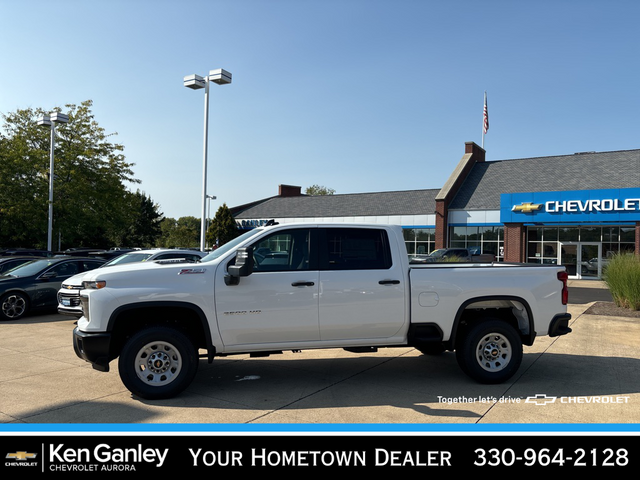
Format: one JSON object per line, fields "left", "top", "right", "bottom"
{"left": 0, "top": 281, "right": 638, "bottom": 428}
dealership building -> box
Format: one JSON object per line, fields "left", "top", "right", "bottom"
{"left": 231, "top": 142, "right": 640, "bottom": 279}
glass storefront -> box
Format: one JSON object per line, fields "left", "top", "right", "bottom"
{"left": 526, "top": 225, "right": 636, "bottom": 278}
{"left": 449, "top": 226, "right": 504, "bottom": 261}
{"left": 403, "top": 228, "right": 435, "bottom": 256}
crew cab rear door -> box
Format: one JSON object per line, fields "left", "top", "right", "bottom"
{"left": 317, "top": 227, "right": 406, "bottom": 341}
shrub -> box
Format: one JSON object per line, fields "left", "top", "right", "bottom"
{"left": 602, "top": 254, "right": 640, "bottom": 310}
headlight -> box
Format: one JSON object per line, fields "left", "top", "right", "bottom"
{"left": 82, "top": 280, "right": 106, "bottom": 289}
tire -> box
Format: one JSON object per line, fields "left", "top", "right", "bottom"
{"left": 456, "top": 319, "right": 523, "bottom": 384}
{"left": 118, "top": 327, "right": 199, "bottom": 399}
{"left": 0, "top": 292, "right": 29, "bottom": 321}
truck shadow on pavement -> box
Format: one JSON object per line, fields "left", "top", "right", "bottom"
{"left": 6, "top": 351, "right": 639, "bottom": 425}
{"left": 177, "top": 350, "right": 640, "bottom": 420}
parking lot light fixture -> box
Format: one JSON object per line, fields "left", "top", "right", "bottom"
{"left": 183, "top": 69, "right": 232, "bottom": 251}
{"left": 37, "top": 111, "right": 69, "bottom": 252}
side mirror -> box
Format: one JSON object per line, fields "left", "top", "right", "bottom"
{"left": 225, "top": 247, "right": 254, "bottom": 285}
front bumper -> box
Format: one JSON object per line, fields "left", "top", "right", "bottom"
{"left": 548, "top": 313, "right": 572, "bottom": 337}
{"left": 73, "top": 327, "right": 112, "bottom": 372}
{"left": 58, "top": 305, "right": 83, "bottom": 317}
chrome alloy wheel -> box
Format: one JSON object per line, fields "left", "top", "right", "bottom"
{"left": 134, "top": 340, "right": 183, "bottom": 386}
{"left": 1, "top": 294, "right": 27, "bottom": 320}
{"left": 475, "top": 332, "right": 513, "bottom": 372}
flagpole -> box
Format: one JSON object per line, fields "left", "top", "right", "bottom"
{"left": 482, "top": 91, "right": 488, "bottom": 149}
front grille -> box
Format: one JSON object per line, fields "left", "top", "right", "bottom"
{"left": 58, "top": 289, "right": 82, "bottom": 307}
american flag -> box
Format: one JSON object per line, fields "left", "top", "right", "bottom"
{"left": 483, "top": 92, "right": 489, "bottom": 134}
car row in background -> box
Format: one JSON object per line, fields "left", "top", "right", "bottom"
{"left": 0, "top": 249, "right": 206, "bottom": 321}
{"left": 57, "top": 249, "right": 207, "bottom": 317}
{"left": 0, "top": 257, "right": 106, "bottom": 321}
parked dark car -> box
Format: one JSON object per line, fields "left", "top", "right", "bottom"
{"left": 0, "top": 256, "right": 37, "bottom": 275}
{"left": 0, "top": 257, "right": 105, "bottom": 320}
{"left": 0, "top": 248, "right": 51, "bottom": 257}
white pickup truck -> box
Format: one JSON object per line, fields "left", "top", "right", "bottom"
{"left": 71, "top": 223, "right": 571, "bottom": 399}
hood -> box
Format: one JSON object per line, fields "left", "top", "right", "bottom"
{"left": 61, "top": 271, "right": 89, "bottom": 287}
{"left": 79, "top": 256, "right": 220, "bottom": 285}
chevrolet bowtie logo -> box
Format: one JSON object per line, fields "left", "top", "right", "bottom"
{"left": 525, "top": 394, "right": 557, "bottom": 406}
{"left": 512, "top": 202, "right": 543, "bottom": 213}
{"left": 6, "top": 451, "right": 37, "bottom": 460}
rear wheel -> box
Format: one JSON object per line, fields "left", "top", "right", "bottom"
{"left": 118, "top": 327, "right": 198, "bottom": 399}
{"left": 456, "top": 319, "right": 522, "bottom": 384}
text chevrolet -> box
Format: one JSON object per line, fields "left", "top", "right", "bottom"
{"left": 72, "top": 223, "right": 571, "bottom": 399}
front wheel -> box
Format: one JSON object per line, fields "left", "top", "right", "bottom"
{"left": 456, "top": 319, "right": 523, "bottom": 384}
{"left": 118, "top": 327, "right": 199, "bottom": 399}
{"left": 1, "top": 292, "right": 29, "bottom": 321}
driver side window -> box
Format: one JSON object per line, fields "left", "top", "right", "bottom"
{"left": 251, "top": 229, "right": 311, "bottom": 272}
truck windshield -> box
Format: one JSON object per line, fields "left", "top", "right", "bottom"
{"left": 428, "top": 249, "right": 446, "bottom": 258}
{"left": 200, "top": 228, "right": 264, "bottom": 262}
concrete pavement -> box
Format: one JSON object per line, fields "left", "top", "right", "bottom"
{"left": 0, "top": 284, "right": 638, "bottom": 428}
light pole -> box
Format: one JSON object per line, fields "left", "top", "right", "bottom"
{"left": 206, "top": 194, "right": 217, "bottom": 250}
{"left": 183, "top": 68, "right": 232, "bottom": 251}
{"left": 37, "top": 111, "right": 69, "bottom": 252}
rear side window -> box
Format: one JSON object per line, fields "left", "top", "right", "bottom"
{"left": 320, "top": 228, "right": 391, "bottom": 270}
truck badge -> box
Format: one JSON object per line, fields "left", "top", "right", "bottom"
{"left": 178, "top": 268, "right": 206, "bottom": 275}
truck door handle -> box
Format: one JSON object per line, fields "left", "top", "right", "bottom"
{"left": 291, "top": 281, "right": 315, "bottom": 287}
{"left": 379, "top": 280, "right": 400, "bottom": 285}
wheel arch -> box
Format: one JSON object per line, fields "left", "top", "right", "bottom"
{"left": 106, "top": 301, "right": 215, "bottom": 362}
{"left": 448, "top": 295, "right": 535, "bottom": 349}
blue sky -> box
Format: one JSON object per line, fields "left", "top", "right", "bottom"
{"left": 2, "top": 0, "right": 639, "bottom": 220}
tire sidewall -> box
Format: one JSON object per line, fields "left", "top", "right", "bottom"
{"left": 456, "top": 319, "right": 523, "bottom": 384}
{"left": 118, "top": 326, "right": 198, "bottom": 399}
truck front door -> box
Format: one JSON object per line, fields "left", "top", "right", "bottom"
{"left": 215, "top": 228, "right": 320, "bottom": 346}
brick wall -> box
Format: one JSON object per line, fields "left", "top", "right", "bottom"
{"left": 504, "top": 223, "right": 525, "bottom": 263}
{"left": 434, "top": 201, "right": 448, "bottom": 249}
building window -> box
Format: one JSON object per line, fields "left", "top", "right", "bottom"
{"left": 448, "top": 226, "right": 504, "bottom": 261}
{"left": 526, "top": 225, "right": 636, "bottom": 266}
{"left": 403, "top": 228, "right": 435, "bottom": 256}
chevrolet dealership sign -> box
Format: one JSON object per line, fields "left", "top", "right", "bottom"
{"left": 501, "top": 188, "right": 640, "bottom": 223}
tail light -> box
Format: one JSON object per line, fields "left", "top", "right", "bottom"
{"left": 557, "top": 270, "right": 569, "bottom": 305}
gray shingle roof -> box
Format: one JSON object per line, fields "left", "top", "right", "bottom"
{"left": 449, "top": 149, "right": 640, "bottom": 210}
{"left": 235, "top": 189, "right": 440, "bottom": 219}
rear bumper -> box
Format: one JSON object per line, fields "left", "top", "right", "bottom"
{"left": 548, "top": 313, "right": 572, "bottom": 337}
{"left": 72, "top": 327, "right": 112, "bottom": 372}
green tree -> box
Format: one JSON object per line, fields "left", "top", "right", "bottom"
{"left": 206, "top": 203, "right": 239, "bottom": 248}
{"left": 305, "top": 184, "right": 335, "bottom": 195}
{"left": 157, "top": 216, "right": 200, "bottom": 249}
{"left": 117, "top": 190, "right": 164, "bottom": 248}
{"left": 0, "top": 100, "right": 140, "bottom": 250}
